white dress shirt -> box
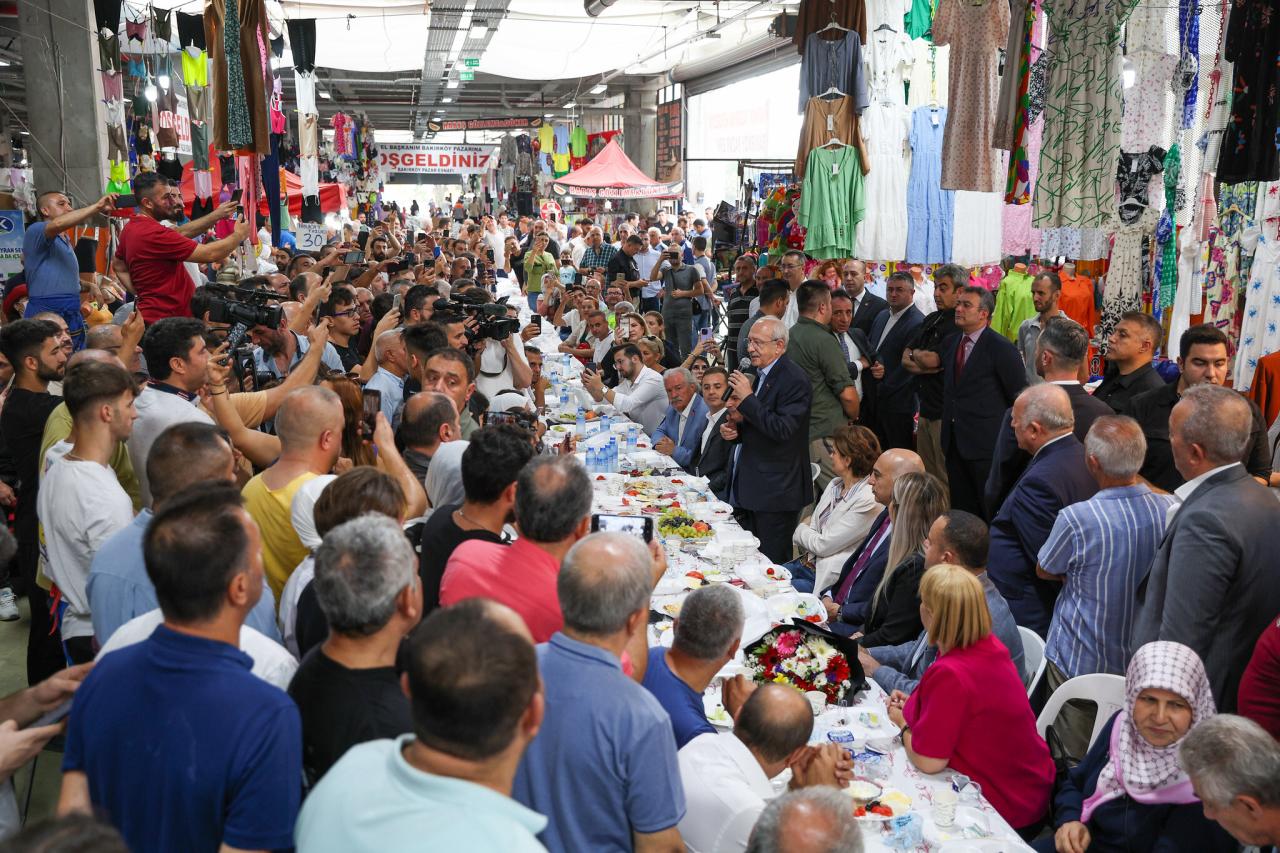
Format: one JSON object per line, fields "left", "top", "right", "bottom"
{"left": 877, "top": 306, "right": 910, "bottom": 348}
{"left": 702, "top": 407, "right": 728, "bottom": 454}
{"left": 591, "top": 334, "right": 615, "bottom": 367}
{"left": 613, "top": 365, "right": 667, "bottom": 435}
{"left": 677, "top": 732, "right": 777, "bottom": 853}
{"left": 1168, "top": 462, "right": 1242, "bottom": 523}
{"left": 913, "top": 278, "right": 936, "bottom": 315}
{"left": 749, "top": 291, "right": 799, "bottom": 328}
{"left": 834, "top": 329, "right": 864, "bottom": 397}
{"left": 675, "top": 396, "right": 698, "bottom": 443}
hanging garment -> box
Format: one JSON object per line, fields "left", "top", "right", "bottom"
{"left": 799, "top": 30, "right": 870, "bottom": 114}
{"left": 570, "top": 126, "right": 587, "bottom": 158}
{"left": 537, "top": 123, "right": 554, "bottom": 154}
{"left": 293, "top": 70, "right": 316, "bottom": 115}
{"left": 905, "top": 0, "right": 934, "bottom": 39}
{"left": 206, "top": 0, "right": 271, "bottom": 153}
{"left": 1098, "top": 227, "right": 1147, "bottom": 351}
{"left": 1059, "top": 270, "right": 1099, "bottom": 334}
{"left": 124, "top": 17, "right": 147, "bottom": 42}
{"left": 856, "top": 102, "right": 911, "bottom": 260}
{"left": 181, "top": 48, "right": 208, "bottom": 87}
{"left": 105, "top": 123, "right": 128, "bottom": 161}
{"left": 191, "top": 123, "right": 210, "bottom": 170}
{"left": 103, "top": 98, "right": 126, "bottom": 127}
{"left": 1156, "top": 145, "right": 1181, "bottom": 309}
{"left": 1116, "top": 147, "right": 1167, "bottom": 225}
{"left": 187, "top": 84, "right": 209, "bottom": 124}
{"left": 1003, "top": 118, "right": 1045, "bottom": 254}
{"left": 156, "top": 156, "right": 183, "bottom": 183}
{"left": 177, "top": 11, "right": 206, "bottom": 49}
{"left": 797, "top": 144, "right": 866, "bottom": 260}
{"left": 331, "top": 113, "right": 352, "bottom": 156}
{"left": 905, "top": 106, "right": 954, "bottom": 263}
{"left": 865, "top": 27, "right": 912, "bottom": 104}
{"left": 953, "top": 189, "right": 1005, "bottom": 267}
{"left": 236, "top": 154, "right": 260, "bottom": 242}
{"left": 107, "top": 160, "right": 130, "bottom": 193}
{"left": 156, "top": 87, "right": 180, "bottom": 149}
{"left": 993, "top": 0, "right": 1034, "bottom": 150}
{"left": 1216, "top": 0, "right": 1280, "bottom": 182}
{"left": 553, "top": 124, "right": 570, "bottom": 155}
{"left": 1203, "top": 182, "right": 1259, "bottom": 340}
{"left": 1040, "top": 227, "right": 1110, "bottom": 261}
{"left": 905, "top": 40, "right": 949, "bottom": 107}
{"left": 551, "top": 153, "right": 570, "bottom": 176}
{"left": 99, "top": 33, "right": 121, "bottom": 72}
{"left": 261, "top": 135, "right": 282, "bottom": 247}
{"left": 1198, "top": 58, "right": 1231, "bottom": 169}
{"left": 152, "top": 8, "right": 173, "bottom": 43}
{"left": 1034, "top": 0, "right": 1139, "bottom": 229}
{"left": 991, "top": 267, "right": 1038, "bottom": 339}
{"left": 299, "top": 113, "right": 319, "bottom": 157}
{"left": 124, "top": 56, "right": 146, "bottom": 79}
{"left": 269, "top": 81, "right": 286, "bottom": 135}
{"left": 1122, "top": 52, "right": 1180, "bottom": 151}
{"left": 796, "top": 96, "right": 870, "bottom": 179}
{"left": 999, "top": 1, "right": 1035, "bottom": 205}
{"left": 1175, "top": 0, "right": 1198, "bottom": 129}
{"left": 193, "top": 168, "right": 213, "bottom": 200}
{"left": 794, "top": 0, "right": 868, "bottom": 50}
{"left": 931, "top": 0, "right": 1008, "bottom": 192}
{"left": 300, "top": 157, "right": 319, "bottom": 196}
{"left": 133, "top": 123, "right": 153, "bottom": 155}
{"left": 1246, "top": 351, "right": 1280, "bottom": 423}
{"left": 95, "top": 0, "right": 123, "bottom": 33}
{"left": 100, "top": 70, "right": 123, "bottom": 101}
{"left": 286, "top": 18, "right": 317, "bottom": 72}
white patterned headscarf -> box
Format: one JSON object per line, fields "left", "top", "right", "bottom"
{"left": 1081, "top": 641, "right": 1217, "bottom": 823}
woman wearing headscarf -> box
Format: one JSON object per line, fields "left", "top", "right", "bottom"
{"left": 424, "top": 439, "right": 468, "bottom": 510}
{"left": 1034, "top": 641, "right": 1237, "bottom": 852}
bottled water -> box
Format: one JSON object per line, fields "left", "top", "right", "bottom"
{"left": 576, "top": 407, "right": 586, "bottom": 435}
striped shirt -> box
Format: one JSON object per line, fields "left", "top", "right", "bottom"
{"left": 1038, "top": 484, "right": 1176, "bottom": 678}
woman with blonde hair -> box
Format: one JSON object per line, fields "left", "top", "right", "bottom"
{"left": 887, "top": 563, "right": 1055, "bottom": 837}
{"left": 847, "top": 471, "right": 947, "bottom": 647}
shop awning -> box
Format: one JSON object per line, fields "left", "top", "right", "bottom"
{"left": 180, "top": 162, "right": 349, "bottom": 219}
{"left": 550, "top": 140, "right": 683, "bottom": 200}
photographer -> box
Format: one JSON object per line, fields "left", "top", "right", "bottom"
{"left": 249, "top": 308, "right": 346, "bottom": 382}
{"left": 649, "top": 244, "right": 707, "bottom": 360}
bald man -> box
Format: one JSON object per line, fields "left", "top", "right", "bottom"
{"left": 819, "top": 449, "right": 924, "bottom": 635}
{"left": 241, "top": 386, "right": 345, "bottom": 599}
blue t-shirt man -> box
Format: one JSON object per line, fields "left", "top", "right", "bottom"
{"left": 62, "top": 625, "right": 302, "bottom": 853}
{"left": 641, "top": 646, "right": 715, "bottom": 748}
{"left": 513, "top": 632, "right": 685, "bottom": 853}
{"left": 22, "top": 219, "right": 85, "bottom": 346}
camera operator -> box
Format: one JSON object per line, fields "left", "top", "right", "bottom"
{"left": 473, "top": 303, "right": 532, "bottom": 399}
{"left": 249, "top": 308, "right": 345, "bottom": 382}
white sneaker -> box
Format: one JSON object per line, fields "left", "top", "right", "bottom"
{"left": 0, "top": 587, "right": 18, "bottom": 621}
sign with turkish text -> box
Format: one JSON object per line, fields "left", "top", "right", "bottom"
{"left": 0, "top": 211, "right": 24, "bottom": 274}
{"left": 551, "top": 181, "right": 684, "bottom": 200}
{"left": 377, "top": 143, "right": 498, "bottom": 176}
{"left": 425, "top": 116, "right": 543, "bottom": 132}
{"left": 297, "top": 222, "right": 327, "bottom": 251}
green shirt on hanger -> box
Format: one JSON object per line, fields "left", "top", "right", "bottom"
{"left": 797, "top": 145, "right": 866, "bottom": 261}
{"left": 991, "top": 268, "right": 1037, "bottom": 340}
{"left": 570, "top": 126, "right": 588, "bottom": 158}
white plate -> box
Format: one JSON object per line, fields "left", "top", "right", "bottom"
{"left": 766, "top": 591, "right": 827, "bottom": 625}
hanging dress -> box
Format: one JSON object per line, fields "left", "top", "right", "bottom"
{"left": 1216, "top": 0, "right": 1280, "bottom": 183}
{"left": 905, "top": 106, "right": 954, "bottom": 263}
{"left": 930, "top": 0, "right": 1008, "bottom": 192}
{"left": 856, "top": 102, "right": 912, "bottom": 261}
{"left": 797, "top": 145, "right": 866, "bottom": 260}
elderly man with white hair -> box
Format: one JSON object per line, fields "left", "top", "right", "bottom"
{"left": 1180, "top": 714, "right": 1280, "bottom": 847}
{"left": 987, "top": 383, "right": 1098, "bottom": 637}
{"left": 1034, "top": 415, "right": 1176, "bottom": 759}
{"left": 362, "top": 328, "right": 409, "bottom": 426}
{"left": 1133, "top": 383, "right": 1280, "bottom": 710}
{"left": 745, "top": 788, "right": 863, "bottom": 853}
{"left": 651, "top": 367, "right": 710, "bottom": 470}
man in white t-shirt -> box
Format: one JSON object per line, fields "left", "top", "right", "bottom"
{"left": 475, "top": 319, "right": 533, "bottom": 400}
{"left": 38, "top": 360, "right": 139, "bottom": 662}
{"left": 127, "top": 317, "right": 217, "bottom": 506}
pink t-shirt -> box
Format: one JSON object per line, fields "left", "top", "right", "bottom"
{"left": 440, "top": 536, "right": 563, "bottom": 642}
{"left": 904, "top": 633, "right": 1054, "bottom": 829}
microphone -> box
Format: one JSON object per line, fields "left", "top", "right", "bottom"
{"left": 737, "top": 356, "right": 752, "bottom": 373}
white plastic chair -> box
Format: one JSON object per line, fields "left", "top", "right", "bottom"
{"left": 811, "top": 463, "right": 821, "bottom": 483}
{"left": 1036, "top": 673, "right": 1127, "bottom": 751}
{"left": 1019, "top": 626, "right": 1047, "bottom": 697}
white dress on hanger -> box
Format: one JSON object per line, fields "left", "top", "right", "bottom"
{"left": 865, "top": 27, "right": 913, "bottom": 105}
{"left": 953, "top": 189, "right": 1006, "bottom": 267}
{"left": 856, "top": 102, "right": 912, "bottom": 261}
{"left": 905, "top": 40, "right": 949, "bottom": 107}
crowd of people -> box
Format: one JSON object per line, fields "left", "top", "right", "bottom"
{"left": 0, "top": 173, "right": 1275, "bottom": 853}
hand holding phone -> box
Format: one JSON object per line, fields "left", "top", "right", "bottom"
{"left": 591, "top": 513, "right": 654, "bottom": 543}
{"left": 360, "top": 389, "right": 382, "bottom": 439}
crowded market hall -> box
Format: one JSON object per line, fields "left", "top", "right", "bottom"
{"left": 3, "top": 0, "right": 1280, "bottom": 849}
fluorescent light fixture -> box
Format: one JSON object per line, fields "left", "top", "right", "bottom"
{"left": 158, "top": 74, "right": 170, "bottom": 89}
{"left": 590, "top": 83, "right": 607, "bottom": 95}
{"left": 144, "top": 83, "right": 158, "bottom": 102}
{"left": 563, "top": 101, "right": 577, "bottom": 109}
{"left": 0, "top": 60, "right": 10, "bottom": 67}
{"left": 319, "top": 90, "right": 332, "bottom": 100}
{"left": 469, "top": 21, "right": 488, "bottom": 39}
{"left": 544, "top": 112, "right": 553, "bottom": 118}
{"left": 446, "top": 80, "right": 459, "bottom": 89}
{"left": 441, "top": 96, "right": 453, "bottom": 103}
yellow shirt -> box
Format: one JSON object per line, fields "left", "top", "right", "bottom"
{"left": 242, "top": 471, "right": 316, "bottom": 600}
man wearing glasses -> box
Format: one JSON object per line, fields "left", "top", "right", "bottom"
{"left": 750, "top": 249, "right": 805, "bottom": 329}
{"left": 320, "top": 287, "right": 365, "bottom": 372}
{"left": 720, "top": 316, "right": 813, "bottom": 562}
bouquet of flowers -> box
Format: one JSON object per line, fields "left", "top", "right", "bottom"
{"left": 743, "top": 621, "right": 859, "bottom": 704}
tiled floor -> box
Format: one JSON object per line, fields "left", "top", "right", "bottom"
{"left": 1, "top": 597, "right": 64, "bottom": 829}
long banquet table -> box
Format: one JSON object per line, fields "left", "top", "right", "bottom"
{"left": 529, "top": 337, "right": 1033, "bottom": 852}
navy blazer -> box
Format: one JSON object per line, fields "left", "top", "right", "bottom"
{"left": 695, "top": 413, "right": 735, "bottom": 502}
{"left": 987, "top": 435, "right": 1098, "bottom": 636}
{"left": 941, "top": 326, "right": 1027, "bottom": 459}
{"left": 731, "top": 355, "right": 813, "bottom": 512}
{"left": 651, "top": 393, "right": 709, "bottom": 471}
{"left": 852, "top": 291, "right": 889, "bottom": 336}
{"left": 984, "top": 383, "right": 1115, "bottom": 516}
{"left": 869, "top": 306, "right": 925, "bottom": 415}
{"left": 823, "top": 509, "right": 892, "bottom": 627}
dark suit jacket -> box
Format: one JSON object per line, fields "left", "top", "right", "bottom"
{"left": 987, "top": 435, "right": 1098, "bottom": 636}
{"left": 732, "top": 355, "right": 813, "bottom": 512}
{"left": 1134, "top": 465, "right": 1280, "bottom": 710}
{"left": 869, "top": 306, "right": 925, "bottom": 415}
{"left": 852, "top": 291, "right": 889, "bottom": 336}
{"left": 856, "top": 552, "right": 926, "bottom": 648}
{"left": 823, "top": 509, "right": 892, "bottom": 627}
{"left": 695, "top": 413, "right": 735, "bottom": 502}
{"left": 941, "top": 326, "right": 1028, "bottom": 460}
{"left": 984, "top": 383, "right": 1115, "bottom": 516}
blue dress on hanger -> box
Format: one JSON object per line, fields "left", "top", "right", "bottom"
{"left": 906, "top": 106, "right": 955, "bottom": 264}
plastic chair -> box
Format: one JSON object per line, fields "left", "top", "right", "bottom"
{"left": 811, "top": 463, "right": 820, "bottom": 483}
{"left": 1036, "top": 673, "right": 1127, "bottom": 751}
{"left": 1019, "top": 626, "right": 1047, "bottom": 697}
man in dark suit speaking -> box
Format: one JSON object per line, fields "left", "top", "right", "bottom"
{"left": 868, "top": 272, "right": 924, "bottom": 451}
{"left": 1133, "top": 384, "right": 1280, "bottom": 710}
{"left": 720, "top": 316, "right": 813, "bottom": 563}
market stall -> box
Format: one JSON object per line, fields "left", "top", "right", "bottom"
{"left": 550, "top": 139, "right": 685, "bottom": 200}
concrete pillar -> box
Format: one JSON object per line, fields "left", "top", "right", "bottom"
{"left": 18, "top": 0, "right": 107, "bottom": 200}
{"left": 622, "top": 87, "right": 659, "bottom": 215}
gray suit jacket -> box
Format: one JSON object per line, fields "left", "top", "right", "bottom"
{"left": 1133, "top": 465, "right": 1280, "bottom": 710}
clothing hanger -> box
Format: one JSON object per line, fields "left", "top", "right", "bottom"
{"left": 822, "top": 137, "right": 849, "bottom": 149}
{"left": 819, "top": 85, "right": 847, "bottom": 99}
{"left": 874, "top": 22, "right": 897, "bottom": 32}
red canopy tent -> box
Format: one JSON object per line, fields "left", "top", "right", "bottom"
{"left": 180, "top": 161, "right": 348, "bottom": 219}
{"left": 550, "top": 139, "right": 683, "bottom": 200}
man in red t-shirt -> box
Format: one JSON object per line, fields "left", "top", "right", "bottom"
{"left": 115, "top": 172, "right": 246, "bottom": 324}
{"left": 1239, "top": 616, "right": 1280, "bottom": 740}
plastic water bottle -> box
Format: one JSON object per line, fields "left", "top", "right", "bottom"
{"left": 586, "top": 447, "right": 598, "bottom": 474}
{"left": 575, "top": 407, "right": 586, "bottom": 435}
{"left": 609, "top": 437, "right": 619, "bottom": 473}
{"left": 559, "top": 385, "right": 569, "bottom": 408}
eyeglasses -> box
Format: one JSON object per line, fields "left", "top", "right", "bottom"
{"left": 332, "top": 308, "right": 359, "bottom": 318}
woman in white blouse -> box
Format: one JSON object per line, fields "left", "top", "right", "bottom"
{"left": 788, "top": 424, "right": 884, "bottom": 593}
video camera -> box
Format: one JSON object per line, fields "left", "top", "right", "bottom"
{"left": 204, "top": 283, "right": 287, "bottom": 389}
{"left": 434, "top": 295, "right": 522, "bottom": 342}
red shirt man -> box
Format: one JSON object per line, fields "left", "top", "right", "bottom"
{"left": 439, "top": 537, "right": 562, "bottom": 642}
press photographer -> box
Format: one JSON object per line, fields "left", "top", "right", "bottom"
{"left": 432, "top": 296, "right": 529, "bottom": 397}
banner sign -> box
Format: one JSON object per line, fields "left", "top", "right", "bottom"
{"left": 425, "top": 116, "right": 543, "bottom": 132}
{"left": 0, "top": 211, "right": 23, "bottom": 274}
{"left": 297, "top": 222, "right": 327, "bottom": 251}
{"left": 378, "top": 143, "right": 498, "bottom": 176}
{"left": 551, "top": 181, "right": 685, "bottom": 200}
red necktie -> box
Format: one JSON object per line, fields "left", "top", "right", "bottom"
{"left": 956, "top": 336, "right": 969, "bottom": 375}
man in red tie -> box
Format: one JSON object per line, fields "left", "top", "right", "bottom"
{"left": 820, "top": 448, "right": 924, "bottom": 635}
{"left": 940, "top": 286, "right": 1027, "bottom": 519}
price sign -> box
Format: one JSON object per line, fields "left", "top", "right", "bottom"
{"left": 297, "top": 222, "right": 327, "bottom": 252}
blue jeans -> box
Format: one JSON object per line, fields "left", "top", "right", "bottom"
{"left": 784, "top": 558, "right": 815, "bottom": 593}
{"left": 526, "top": 292, "right": 540, "bottom": 313}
